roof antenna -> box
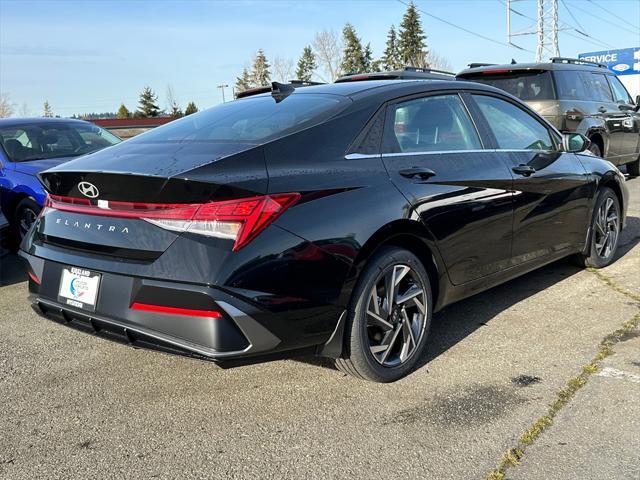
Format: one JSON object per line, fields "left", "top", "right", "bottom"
{"left": 511, "top": 58, "right": 517, "bottom": 64}
{"left": 271, "top": 82, "right": 295, "bottom": 102}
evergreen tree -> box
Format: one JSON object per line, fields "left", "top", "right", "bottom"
{"left": 184, "top": 101, "right": 198, "bottom": 116}
{"left": 382, "top": 25, "right": 402, "bottom": 70}
{"left": 340, "top": 23, "right": 367, "bottom": 75}
{"left": 251, "top": 50, "right": 271, "bottom": 87}
{"left": 295, "top": 46, "right": 317, "bottom": 82}
{"left": 398, "top": 1, "right": 428, "bottom": 67}
{"left": 235, "top": 68, "right": 252, "bottom": 94}
{"left": 363, "top": 43, "right": 373, "bottom": 72}
{"left": 136, "top": 86, "right": 160, "bottom": 117}
{"left": 117, "top": 103, "right": 131, "bottom": 119}
{"left": 42, "top": 100, "right": 53, "bottom": 117}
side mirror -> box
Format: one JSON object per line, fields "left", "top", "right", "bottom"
{"left": 635, "top": 95, "right": 640, "bottom": 112}
{"left": 562, "top": 133, "right": 591, "bottom": 153}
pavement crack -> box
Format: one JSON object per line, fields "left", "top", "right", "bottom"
{"left": 586, "top": 268, "right": 640, "bottom": 303}
{"left": 486, "top": 306, "right": 640, "bottom": 480}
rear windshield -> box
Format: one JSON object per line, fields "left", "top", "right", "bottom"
{"left": 131, "top": 93, "right": 349, "bottom": 144}
{"left": 0, "top": 122, "right": 120, "bottom": 162}
{"left": 462, "top": 71, "right": 555, "bottom": 101}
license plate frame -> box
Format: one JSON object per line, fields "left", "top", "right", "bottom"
{"left": 57, "top": 267, "right": 102, "bottom": 312}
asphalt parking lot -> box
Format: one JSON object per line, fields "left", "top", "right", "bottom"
{"left": 1, "top": 177, "right": 638, "bottom": 480}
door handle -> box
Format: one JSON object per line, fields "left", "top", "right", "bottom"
{"left": 598, "top": 106, "right": 607, "bottom": 114}
{"left": 399, "top": 167, "right": 436, "bottom": 180}
{"left": 512, "top": 164, "right": 536, "bottom": 177}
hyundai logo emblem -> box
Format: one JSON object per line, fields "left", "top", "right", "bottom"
{"left": 78, "top": 181, "right": 99, "bottom": 198}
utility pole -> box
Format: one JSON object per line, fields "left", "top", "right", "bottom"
{"left": 535, "top": 0, "right": 559, "bottom": 62}
{"left": 506, "top": 0, "right": 561, "bottom": 62}
{"left": 217, "top": 84, "right": 229, "bottom": 103}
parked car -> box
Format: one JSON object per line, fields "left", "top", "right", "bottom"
{"left": 21, "top": 80, "right": 627, "bottom": 382}
{"left": 457, "top": 57, "right": 640, "bottom": 175}
{"left": 0, "top": 117, "right": 121, "bottom": 244}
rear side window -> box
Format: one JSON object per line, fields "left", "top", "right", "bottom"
{"left": 130, "top": 94, "right": 348, "bottom": 144}
{"left": 462, "top": 71, "right": 555, "bottom": 101}
{"left": 473, "top": 95, "right": 554, "bottom": 151}
{"left": 383, "top": 94, "right": 481, "bottom": 153}
{"left": 555, "top": 71, "right": 615, "bottom": 103}
{"left": 582, "top": 73, "right": 614, "bottom": 102}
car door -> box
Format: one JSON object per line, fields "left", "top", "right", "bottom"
{"left": 607, "top": 74, "right": 640, "bottom": 160}
{"left": 468, "top": 93, "right": 593, "bottom": 264}
{"left": 581, "top": 72, "right": 629, "bottom": 162}
{"left": 381, "top": 92, "right": 514, "bottom": 286}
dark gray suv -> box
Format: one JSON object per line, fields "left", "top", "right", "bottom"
{"left": 458, "top": 57, "right": 640, "bottom": 175}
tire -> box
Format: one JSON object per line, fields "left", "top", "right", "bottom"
{"left": 626, "top": 157, "right": 640, "bottom": 177}
{"left": 11, "top": 198, "right": 41, "bottom": 249}
{"left": 588, "top": 142, "right": 602, "bottom": 158}
{"left": 335, "top": 246, "right": 433, "bottom": 382}
{"left": 575, "top": 187, "right": 621, "bottom": 268}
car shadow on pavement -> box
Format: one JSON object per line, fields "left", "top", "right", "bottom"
{"left": 296, "top": 215, "right": 640, "bottom": 375}
{"left": 0, "top": 253, "right": 27, "bottom": 287}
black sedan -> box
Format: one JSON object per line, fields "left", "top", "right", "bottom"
{"left": 21, "top": 79, "right": 628, "bottom": 382}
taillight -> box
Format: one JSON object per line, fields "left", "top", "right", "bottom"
{"left": 45, "top": 193, "right": 300, "bottom": 251}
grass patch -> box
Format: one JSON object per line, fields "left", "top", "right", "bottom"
{"left": 486, "top": 269, "right": 640, "bottom": 480}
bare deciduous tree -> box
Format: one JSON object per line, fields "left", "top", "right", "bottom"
{"left": 312, "top": 29, "right": 343, "bottom": 82}
{"left": 426, "top": 51, "right": 453, "bottom": 72}
{"left": 166, "top": 84, "right": 182, "bottom": 117}
{"left": 19, "top": 102, "right": 30, "bottom": 117}
{"left": 0, "top": 93, "right": 14, "bottom": 118}
{"left": 271, "top": 56, "right": 295, "bottom": 83}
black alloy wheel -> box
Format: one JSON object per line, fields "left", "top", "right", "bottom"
{"left": 336, "top": 247, "right": 432, "bottom": 382}
{"left": 577, "top": 187, "right": 620, "bottom": 268}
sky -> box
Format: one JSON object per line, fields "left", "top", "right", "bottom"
{"left": 1, "top": 0, "right": 639, "bottom": 117}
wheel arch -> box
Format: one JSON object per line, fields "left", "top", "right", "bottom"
{"left": 337, "top": 219, "right": 449, "bottom": 313}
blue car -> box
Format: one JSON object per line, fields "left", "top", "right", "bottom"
{"left": 0, "top": 117, "right": 120, "bottom": 243}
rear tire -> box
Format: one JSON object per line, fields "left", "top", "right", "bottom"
{"left": 335, "top": 246, "right": 432, "bottom": 382}
{"left": 627, "top": 156, "right": 640, "bottom": 177}
{"left": 575, "top": 187, "right": 621, "bottom": 268}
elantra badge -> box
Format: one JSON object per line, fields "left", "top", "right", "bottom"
{"left": 78, "top": 181, "right": 99, "bottom": 198}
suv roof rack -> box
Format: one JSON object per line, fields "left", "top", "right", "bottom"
{"left": 235, "top": 80, "right": 325, "bottom": 100}
{"left": 467, "top": 63, "right": 497, "bottom": 68}
{"left": 550, "top": 57, "right": 608, "bottom": 69}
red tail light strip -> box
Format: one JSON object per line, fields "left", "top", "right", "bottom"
{"left": 130, "top": 302, "right": 222, "bottom": 318}
{"left": 46, "top": 195, "right": 201, "bottom": 220}
{"left": 28, "top": 271, "right": 41, "bottom": 284}
{"left": 45, "top": 193, "right": 300, "bottom": 251}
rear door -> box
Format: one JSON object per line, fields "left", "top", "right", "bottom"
{"left": 381, "top": 92, "right": 514, "bottom": 285}
{"left": 580, "top": 72, "right": 628, "bottom": 162}
{"left": 467, "top": 93, "right": 592, "bottom": 264}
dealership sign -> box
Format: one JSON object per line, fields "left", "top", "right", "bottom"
{"left": 578, "top": 47, "right": 640, "bottom": 76}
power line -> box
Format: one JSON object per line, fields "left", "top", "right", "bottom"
{"left": 584, "top": 0, "right": 640, "bottom": 33}
{"left": 559, "top": 0, "right": 585, "bottom": 32}
{"left": 500, "top": 0, "right": 614, "bottom": 50}
{"left": 398, "top": 0, "right": 535, "bottom": 53}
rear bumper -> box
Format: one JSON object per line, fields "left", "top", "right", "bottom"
{"left": 21, "top": 251, "right": 283, "bottom": 361}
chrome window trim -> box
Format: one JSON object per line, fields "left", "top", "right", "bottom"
{"left": 379, "top": 148, "right": 556, "bottom": 158}
{"left": 344, "top": 153, "right": 381, "bottom": 160}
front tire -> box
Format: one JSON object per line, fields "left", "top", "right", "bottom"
{"left": 12, "top": 198, "right": 41, "bottom": 249}
{"left": 576, "top": 187, "right": 621, "bottom": 268}
{"left": 588, "top": 142, "right": 602, "bottom": 158}
{"left": 335, "top": 247, "right": 432, "bottom": 382}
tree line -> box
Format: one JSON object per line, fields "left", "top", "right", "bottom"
{"left": 234, "top": 2, "right": 450, "bottom": 94}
